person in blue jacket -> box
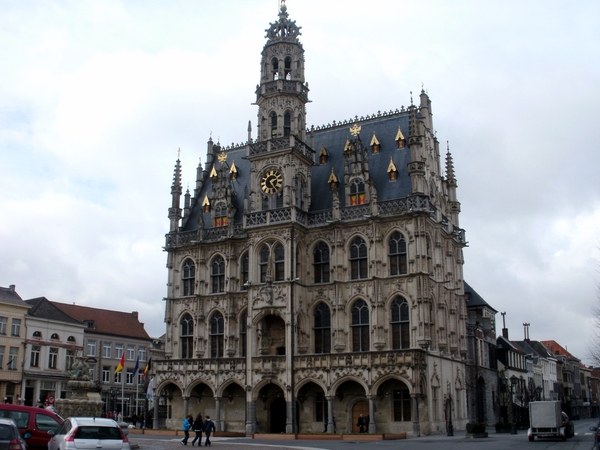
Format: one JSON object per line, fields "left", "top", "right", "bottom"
{"left": 181, "top": 415, "right": 192, "bottom": 445}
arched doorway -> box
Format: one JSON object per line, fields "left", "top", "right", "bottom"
{"left": 270, "top": 397, "right": 287, "bottom": 433}
{"left": 352, "top": 400, "right": 369, "bottom": 433}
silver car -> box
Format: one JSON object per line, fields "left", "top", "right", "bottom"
{"left": 47, "top": 418, "right": 129, "bottom": 450}
{"left": 0, "top": 418, "right": 27, "bottom": 450}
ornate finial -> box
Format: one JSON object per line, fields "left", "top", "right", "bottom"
{"left": 177, "top": 147, "right": 181, "bottom": 159}
{"left": 218, "top": 152, "right": 227, "bottom": 163}
{"left": 349, "top": 123, "right": 361, "bottom": 137}
{"left": 410, "top": 91, "right": 413, "bottom": 105}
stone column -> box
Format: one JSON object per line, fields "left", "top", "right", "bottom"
{"left": 246, "top": 399, "right": 256, "bottom": 436}
{"left": 368, "top": 396, "right": 376, "bottom": 433}
{"left": 285, "top": 399, "right": 293, "bottom": 434}
{"left": 412, "top": 394, "right": 421, "bottom": 437}
{"left": 183, "top": 396, "right": 189, "bottom": 417}
{"left": 215, "top": 397, "right": 222, "bottom": 431}
{"left": 326, "top": 396, "right": 334, "bottom": 433}
{"left": 153, "top": 399, "right": 159, "bottom": 429}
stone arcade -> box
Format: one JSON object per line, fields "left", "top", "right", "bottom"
{"left": 154, "top": 3, "right": 469, "bottom": 436}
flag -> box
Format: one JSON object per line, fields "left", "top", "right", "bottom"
{"left": 146, "top": 376, "right": 155, "bottom": 401}
{"left": 132, "top": 355, "right": 140, "bottom": 377}
{"left": 142, "top": 357, "right": 152, "bottom": 378}
{"left": 115, "top": 353, "right": 125, "bottom": 374}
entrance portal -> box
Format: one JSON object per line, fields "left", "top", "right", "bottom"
{"left": 270, "top": 397, "right": 286, "bottom": 433}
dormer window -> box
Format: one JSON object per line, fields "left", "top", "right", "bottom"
{"left": 395, "top": 127, "right": 405, "bottom": 148}
{"left": 319, "top": 144, "right": 328, "bottom": 164}
{"left": 370, "top": 132, "right": 380, "bottom": 153}
{"left": 229, "top": 161, "right": 238, "bottom": 180}
{"left": 203, "top": 195, "right": 211, "bottom": 213}
{"left": 349, "top": 178, "right": 366, "bottom": 205}
{"left": 387, "top": 158, "right": 398, "bottom": 181}
{"left": 83, "top": 320, "right": 94, "bottom": 329}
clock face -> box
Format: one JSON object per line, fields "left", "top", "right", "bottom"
{"left": 261, "top": 169, "right": 283, "bottom": 194}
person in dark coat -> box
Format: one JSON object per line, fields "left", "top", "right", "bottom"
{"left": 357, "top": 414, "right": 365, "bottom": 433}
{"left": 191, "top": 413, "right": 203, "bottom": 446}
{"left": 202, "top": 415, "right": 216, "bottom": 446}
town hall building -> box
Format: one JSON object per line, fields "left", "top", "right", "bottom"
{"left": 154, "top": 3, "right": 470, "bottom": 436}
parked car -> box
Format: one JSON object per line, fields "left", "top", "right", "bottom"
{"left": 0, "top": 418, "right": 27, "bottom": 450}
{"left": 562, "top": 411, "right": 575, "bottom": 438}
{"left": 0, "top": 404, "right": 63, "bottom": 450}
{"left": 48, "top": 418, "right": 129, "bottom": 450}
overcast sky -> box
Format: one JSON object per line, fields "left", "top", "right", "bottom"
{"left": 1, "top": 0, "right": 599, "bottom": 363}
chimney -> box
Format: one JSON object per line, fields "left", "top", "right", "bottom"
{"left": 502, "top": 328, "right": 509, "bottom": 339}
{"left": 132, "top": 311, "right": 138, "bottom": 319}
{"left": 9, "top": 285, "right": 15, "bottom": 291}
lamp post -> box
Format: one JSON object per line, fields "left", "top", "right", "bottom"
{"left": 109, "top": 387, "right": 118, "bottom": 416}
{"left": 510, "top": 375, "right": 518, "bottom": 435}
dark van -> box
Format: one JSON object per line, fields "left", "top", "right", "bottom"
{"left": 0, "top": 404, "right": 63, "bottom": 450}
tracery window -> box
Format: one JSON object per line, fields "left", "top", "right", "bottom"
{"left": 260, "top": 245, "right": 270, "bottom": 283}
{"left": 393, "top": 386, "right": 411, "bottom": 421}
{"left": 284, "top": 56, "right": 292, "bottom": 79}
{"left": 180, "top": 314, "right": 194, "bottom": 359}
{"left": 214, "top": 203, "right": 227, "bottom": 227}
{"left": 240, "top": 252, "right": 249, "bottom": 290}
{"left": 274, "top": 243, "right": 285, "bottom": 281}
{"left": 351, "top": 299, "right": 369, "bottom": 352}
{"left": 271, "top": 57, "right": 279, "bottom": 80}
{"left": 182, "top": 259, "right": 195, "bottom": 296}
{"left": 313, "top": 242, "right": 330, "bottom": 284}
{"left": 389, "top": 231, "right": 408, "bottom": 275}
{"left": 270, "top": 112, "right": 277, "bottom": 139}
{"left": 210, "top": 312, "right": 224, "bottom": 358}
{"left": 313, "top": 302, "right": 331, "bottom": 354}
{"left": 211, "top": 255, "right": 225, "bottom": 293}
{"left": 350, "top": 237, "right": 368, "bottom": 279}
{"left": 391, "top": 296, "right": 410, "bottom": 349}
{"left": 240, "top": 311, "right": 247, "bottom": 357}
{"left": 284, "top": 111, "right": 291, "bottom": 136}
{"left": 349, "top": 178, "right": 366, "bottom": 205}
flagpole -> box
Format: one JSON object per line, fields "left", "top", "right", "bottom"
{"left": 121, "top": 366, "right": 124, "bottom": 419}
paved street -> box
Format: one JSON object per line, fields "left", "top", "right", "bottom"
{"left": 131, "top": 418, "right": 599, "bottom": 450}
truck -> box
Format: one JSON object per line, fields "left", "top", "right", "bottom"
{"left": 527, "top": 401, "right": 571, "bottom": 441}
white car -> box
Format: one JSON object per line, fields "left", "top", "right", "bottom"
{"left": 47, "top": 418, "right": 129, "bottom": 450}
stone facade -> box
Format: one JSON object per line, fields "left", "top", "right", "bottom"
{"left": 156, "top": 4, "right": 469, "bottom": 436}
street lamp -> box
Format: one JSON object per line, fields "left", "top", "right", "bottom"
{"left": 510, "top": 375, "right": 518, "bottom": 435}
{"left": 109, "top": 387, "right": 119, "bottom": 415}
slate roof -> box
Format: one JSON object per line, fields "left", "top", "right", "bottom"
{"left": 25, "top": 297, "right": 82, "bottom": 325}
{"left": 0, "top": 285, "right": 28, "bottom": 308}
{"left": 464, "top": 281, "right": 497, "bottom": 312}
{"left": 182, "top": 110, "right": 412, "bottom": 232}
{"left": 51, "top": 302, "right": 150, "bottom": 341}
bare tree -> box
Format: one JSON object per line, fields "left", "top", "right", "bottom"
{"left": 587, "top": 256, "right": 600, "bottom": 365}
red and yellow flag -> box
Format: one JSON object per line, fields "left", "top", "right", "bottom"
{"left": 115, "top": 353, "right": 125, "bottom": 374}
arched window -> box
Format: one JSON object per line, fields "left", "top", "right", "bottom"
{"left": 274, "top": 243, "right": 285, "bottom": 281}
{"left": 240, "top": 252, "right": 249, "bottom": 290}
{"left": 295, "top": 176, "right": 304, "bottom": 209}
{"left": 389, "top": 231, "right": 407, "bottom": 275}
{"left": 391, "top": 297, "right": 410, "bottom": 349}
{"left": 180, "top": 314, "right": 194, "bottom": 359}
{"left": 313, "top": 302, "right": 331, "bottom": 354}
{"left": 271, "top": 57, "right": 279, "bottom": 80}
{"left": 32, "top": 331, "right": 42, "bottom": 339}
{"left": 260, "top": 245, "right": 270, "bottom": 283}
{"left": 313, "top": 242, "right": 330, "bottom": 283}
{"left": 284, "top": 111, "right": 291, "bottom": 136}
{"left": 284, "top": 56, "right": 292, "bottom": 79}
{"left": 50, "top": 333, "right": 60, "bottom": 341}
{"left": 182, "top": 259, "right": 195, "bottom": 296}
{"left": 352, "top": 299, "right": 370, "bottom": 352}
{"left": 210, "top": 312, "right": 224, "bottom": 358}
{"left": 214, "top": 203, "right": 227, "bottom": 227}
{"left": 270, "top": 111, "right": 278, "bottom": 139}
{"left": 240, "top": 311, "right": 247, "bottom": 357}
{"left": 350, "top": 237, "right": 368, "bottom": 279}
{"left": 393, "top": 385, "right": 412, "bottom": 421}
{"left": 211, "top": 255, "right": 225, "bottom": 293}
{"left": 67, "top": 336, "right": 76, "bottom": 343}
{"left": 349, "top": 178, "right": 366, "bottom": 205}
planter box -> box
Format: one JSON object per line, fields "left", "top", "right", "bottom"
{"left": 298, "top": 434, "right": 341, "bottom": 440}
{"left": 342, "top": 434, "right": 382, "bottom": 441}
{"left": 252, "top": 433, "right": 297, "bottom": 440}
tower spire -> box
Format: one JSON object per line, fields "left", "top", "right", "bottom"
{"left": 168, "top": 150, "right": 183, "bottom": 232}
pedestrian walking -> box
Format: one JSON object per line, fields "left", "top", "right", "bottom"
{"left": 191, "top": 413, "right": 203, "bottom": 446}
{"left": 202, "top": 415, "right": 216, "bottom": 446}
{"left": 181, "top": 415, "right": 192, "bottom": 445}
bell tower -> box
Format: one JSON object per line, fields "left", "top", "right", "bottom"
{"left": 256, "top": 1, "right": 309, "bottom": 142}
{"left": 249, "top": 1, "right": 314, "bottom": 214}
